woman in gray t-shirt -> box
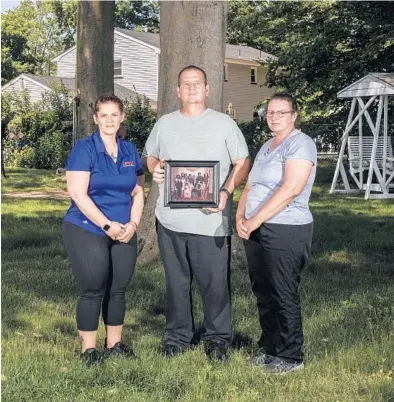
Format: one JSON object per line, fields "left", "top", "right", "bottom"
{"left": 236, "top": 93, "right": 317, "bottom": 374}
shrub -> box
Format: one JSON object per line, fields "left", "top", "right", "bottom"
{"left": 3, "top": 84, "right": 73, "bottom": 169}
{"left": 237, "top": 119, "right": 271, "bottom": 160}
{"left": 35, "top": 130, "right": 72, "bottom": 169}
{"left": 10, "top": 146, "right": 36, "bottom": 168}
{"left": 123, "top": 95, "right": 156, "bottom": 153}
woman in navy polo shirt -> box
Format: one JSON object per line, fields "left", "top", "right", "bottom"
{"left": 62, "top": 94, "right": 144, "bottom": 366}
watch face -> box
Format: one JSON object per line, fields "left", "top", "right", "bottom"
{"left": 103, "top": 224, "right": 111, "bottom": 231}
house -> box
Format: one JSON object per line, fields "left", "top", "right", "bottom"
{"left": 3, "top": 28, "right": 276, "bottom": 121}
{"left": 2, "top": 74, "right": 154, "bottom": 105}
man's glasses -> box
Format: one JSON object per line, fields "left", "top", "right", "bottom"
{"left": 266, "top": 110, "right": 294, "bottom": 118}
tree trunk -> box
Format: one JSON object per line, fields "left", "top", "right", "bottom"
{"left": 76, "top": 1, "right": 115, "bottom": 139}
{"left": 157, "top": 1, "right": 227, "bottom": 116}
{"left": 138, "top": 1, "right": 230, "bottom": 264}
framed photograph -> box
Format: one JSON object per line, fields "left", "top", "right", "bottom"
{"left": 164, "top": 160, "right": 220, "bottom": 208}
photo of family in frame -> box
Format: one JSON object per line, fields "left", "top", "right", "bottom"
{"left": 164, "top": 161, "right": 219, "bottom": 208}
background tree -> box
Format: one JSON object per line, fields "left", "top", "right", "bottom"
{"left": 115, "top": 0, "right": 159, "bottom": 32}
{"left": 1, "top": 0, "right": 77, "bottom": 84}
{"left": 227, "top": 1, "right": 394, "bottom": 148}
{"left": 138, "top": 1, "right": 228, "bottom": 263}
{"left": 75, "top": 1, "right": 115, "bottom": 138}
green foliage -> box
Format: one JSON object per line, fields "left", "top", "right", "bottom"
{"left": 35, "top": 130, "right": 72, "bottom": 169}
{"left": 237, "top": 119, "right": 271, "bottom": 160}
{"left": 1, "top": 0, "right": 78, "bottom": 84}
{"left": 9, "top": 146, "right": 36, "bottom": 168}
{"left": 123, "top": 95, "right": 156, "bottom": 153}
{"left": 115, "top": 0, "right": 160, "bottom": 32}
{"left": 227, "top": 1, "right": 394, "bottom": 149}
{"left": 3, "top": 84, "right": 73, "bottom": 169}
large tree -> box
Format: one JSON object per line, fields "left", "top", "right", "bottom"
{"left": 75, "top": 1, "right": 115, "bottom": 138}
{"left": 137, "top": 1, "right": 228, "bottom": 263}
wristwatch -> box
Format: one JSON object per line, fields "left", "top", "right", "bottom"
{"left": 102, "top": 220, "right": 111, "bottom": 232}
{"left": 220, "top": 188, "right": 231, "bottom": 198}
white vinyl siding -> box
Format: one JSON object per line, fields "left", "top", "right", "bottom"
{"left": 223, "top": 64, "right": 275, "bottom": 122}
{"left": 56, "top": 50, "right": 75, "bottom": 77}
{"left": 113, "top": 32, "right": 158, "bottom": 100}
{"left": 3, "top": 77, "right": 47, "bottom": 103}
{"left": 55, "top": 33, "right": 158, "bottom": 100}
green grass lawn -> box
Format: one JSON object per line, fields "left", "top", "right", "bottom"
{"left": 2, "top": 163, "right": 393, "bottom": 402}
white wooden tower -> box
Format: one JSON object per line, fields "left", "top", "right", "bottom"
{"left": 330, "top": 73, "right": 394, "bottom": 199}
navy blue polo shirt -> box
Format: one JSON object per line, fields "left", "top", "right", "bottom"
{"left": 64, "top": 131, "right": 144, "bottom": 236}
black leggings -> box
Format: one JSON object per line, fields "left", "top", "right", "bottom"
{"left": 62, "top": 221, "right": 137, "bottom": 331}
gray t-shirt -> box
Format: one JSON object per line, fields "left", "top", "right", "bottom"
{"left": 144, "top": 108, "right": 249, "bottom": 236}
{"left": 246, "top": 129, "right": 317, "bottom": 225}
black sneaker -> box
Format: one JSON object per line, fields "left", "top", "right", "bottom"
{"left": 204, "top": 341, "right": 228, "bottom": 362}
{"left": 264, "top": 357, "right": 304, "bottom": 374}
{"left": 161, "top": 344, "right": 184, "bottom": 358}
{"left": 81, "top": 348, "right": 104, "bottom": 366}
{"left": 104, "top": 342, "right": 137, "bottom": 359}
{"left": 247, "top": 348, "right": 275, "bottom": 366}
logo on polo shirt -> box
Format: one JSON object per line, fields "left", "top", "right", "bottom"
{"left": 123, "top": 161, "right": 135, "bottom": 167}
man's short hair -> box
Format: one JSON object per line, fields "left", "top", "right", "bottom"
{"left": 178, "top": 65, "right": 207, "bottom": 86}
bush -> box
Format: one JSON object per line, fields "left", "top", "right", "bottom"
{"left": 9, "top": 146, "right": 36, "bottom": 168}
{"left": 237, "top": 119, "right": 271, "bottom": 160}
{"left": 35, "top": 130, "right": 72, "bottom": 169}
{"left": 2, "top": 84, "right": 73, "bottom": 169}
{"left": 123, "top": 95, "right": 156, "bottom": 153}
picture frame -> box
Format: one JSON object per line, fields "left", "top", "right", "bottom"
{"left": 164, "top": 160, "right": 220, "bottom": 208}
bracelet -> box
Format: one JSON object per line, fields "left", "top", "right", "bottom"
{"left": 220, "top": 188, "right": 231, "bottom": 198}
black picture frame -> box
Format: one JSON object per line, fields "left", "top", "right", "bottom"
{"left": 164, "top": 160, "right": 220, "bottom": 208}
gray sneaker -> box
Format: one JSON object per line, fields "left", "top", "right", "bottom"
{"left": 264, "top": 357, "right": 304, "bottom": 374}
{"left": 247, "top": 348, "right": 275, "bottom": 366}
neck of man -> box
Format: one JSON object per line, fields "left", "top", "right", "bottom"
{"left": 180, "top": 103, "right": 207, "bottom": 117}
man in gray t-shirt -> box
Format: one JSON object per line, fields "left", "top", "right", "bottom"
{"left": 143, "top": 65, "right": 249, "bottom": 361}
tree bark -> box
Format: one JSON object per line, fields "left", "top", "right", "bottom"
{"left": 76, "top": 1, "right": 115, "bottom": 139}
{"left": 157, "top": 1, "right": 227, "bottom": 116}
{"left": 138, "top": 1, "right": 230, "bottom": 264}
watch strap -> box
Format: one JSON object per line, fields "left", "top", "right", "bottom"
{"left": 220, "top": 188, "right": 231, "bottom": 198}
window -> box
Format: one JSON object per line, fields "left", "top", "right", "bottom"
{"left": 114, "top": 60, "right": 123, "bottom": 77}
{"left": 250, "top": 67, "right": 257, "bottom": 84}
{"left": 224, "top": 63, "right": 228, "bottom": 81}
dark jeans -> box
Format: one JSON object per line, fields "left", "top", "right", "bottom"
{"left": 62, "top": 221, "right": 137, "bottom": 331}
{"left": 157, "top": 221, "right": 232, "bottom": 347}
{"left": 244, "top": 222, "right": 313, "bottom": 363}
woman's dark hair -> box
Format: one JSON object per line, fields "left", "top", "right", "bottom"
{"left": 94, "top": 94, "right": 126, "bottom": 138}
{"left": 267, "top": 92, "right": 299, "bottom": 113}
